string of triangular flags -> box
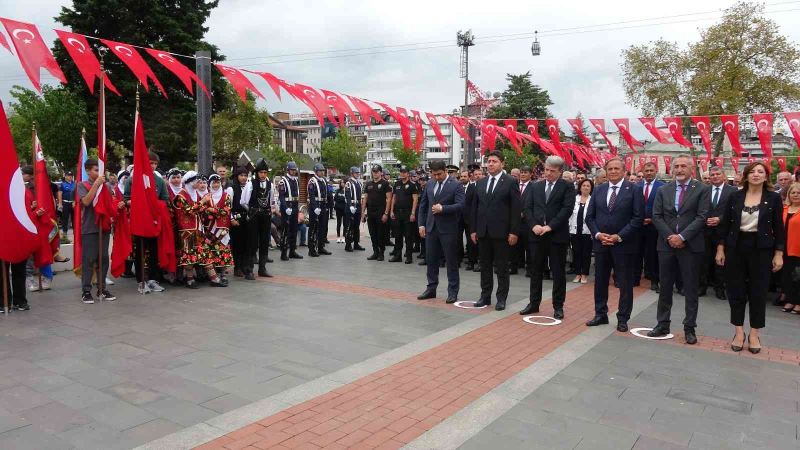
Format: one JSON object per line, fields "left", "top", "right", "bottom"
{"left": 2, "top": 15, "right": 799, "bottom": 169}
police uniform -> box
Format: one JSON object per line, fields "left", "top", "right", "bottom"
{"left": 241, "top": 158, "right": 274, "bottom": 278}
{"left": 344, "top": 167, "right": 364, "bottom": 252}
{"left": 390, "top": 168, "right": 419, "bottom": 263}
{"left": 307, "top": 163, "right": 331, "bottom": 257}
{"left": 363, "top": 166, "right": 391, "bottom": 261}
{"left": 279, "top": 161, "right": 303, "bottom": 260}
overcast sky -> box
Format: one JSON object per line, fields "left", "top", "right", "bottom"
{"left": 1, "top": 0, "right": 798, "bottom": 138}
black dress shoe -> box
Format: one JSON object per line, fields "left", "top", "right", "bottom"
{"left": 446, "top": 296, "right": 457, "bottom": 304}
{"left": 258, "top": 269, "right": 273, "bottom": 278}
{"left": 586, "top": 315, "right": 609, "bottom": 327}
{"left": 651, "top": 281, "right": 659, "bottom": 293}
{"left": 417, "top": 290, "right": 436, "bottom": 300}
{"left": 289, "top": 252, "right": 303, "bottom": 259}
{"left": 309, "top": 251, "right": 319, "bottom": 257}
{"left": 685, "top": 330, "right": 697, "bottom": 345}
{"left": 244, "top": 272, "right": 255, "bottom": 280}
{"left": 616, "top": 322, "right": 629, "bottom": 332}
{"left": 377, "top": 253, "right": 385, "bottom": 261}
{"left": 318, "top": 248, "right": 332, "bottom": 255}
{"left": 388, "top": 255, "right": 402, "bottom": 263}
{"left": 553, "top": 309, "right": 564, "bottom": 320}
{"left": 747, "top": 334, "right": 761, "bottom": 354}
{"left": 266, "top": 258, "right": 274, "bottom": 263}
{"left": 280, "top": 254, "right": 289, "bottom": 261}
{"left": 495, "top": 301, "right": 506, "bottom": 311}
{"left": 647, "top": 327, "right": 670, "bottom": 338}
{"left": 345, "top": 245, "right": 353, "bottom": 252}
{"left": 519, "top": 303, "right": 540, "bottom": 315}
{"left": 354, "top": 245, "right": 366, "bottom": 251}
{"left": 404, "top": 257, "right": 412, "bottom": 264}
{"left": 474, "top": 298, "right": 491, "bottom": 308}
{"left": 367, "top": 253, "right": 378, "bottom": 260}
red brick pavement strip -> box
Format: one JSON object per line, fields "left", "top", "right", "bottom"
{"left": 194, "top": 284, "right": 650, "bottom": 450}
{"left": 622, "top": 330, "right": 800, "bottom": 366}
{"left": 259, "top": 275, "right": 488, "bottom": 313}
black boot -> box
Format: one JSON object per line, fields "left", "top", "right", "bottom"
{"left": 280, "top": 251, "right": 289, "bottom": 261}
{"left": 289, "top": 251, "right": 303, "bottom": 259}
{"left": 389, "top": 254, "right": 402, "bottom": 262}
{"left": 318, "top": 247, "right": 332, "bottom": 255}
{"left": 258, "top": 265, "right": 272, "bottom": 277}
{"left": 367, "top": 252, "right": 378, "bottom": 261}
{"left": 309, "top": 250, "right": 319, "bottom": 257}
{"left": 345, "top": 244, "right": 353, "bottom": 252}
{"left": 377, "top": 252, "right": 384, "bottom": 261}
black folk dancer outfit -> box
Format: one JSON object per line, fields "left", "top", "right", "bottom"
{"left": 279, "top": 175, "right": 302, "bottom": 260}
{"left": 307, "top": 175, "right": 331, "bottom": 257}
{"left": 344, "top": 176, "right": 364, "bottom": 252}
{"left": 390, "top": 178, "right": 418, "bottom": 263}
{"left": 230, "top": 178, "right": 250, "bottom": 277}
{"left": 241, "top": 176, "right": 274, "bottom": 278}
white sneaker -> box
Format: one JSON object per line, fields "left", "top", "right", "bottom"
{"left": 27, "top": 277, "right": 39, "bottom": 292}
{"left": 138, "top": 282, "right": 151, "bottom": 295}
{"left": 41, "top": 278, "right": 52, "bottom": 290}
{"left": 105, "top": 277, "right": 115, "bottom": 286}
{"left": 147, "top": 280, "right": 165, "bottom": 292}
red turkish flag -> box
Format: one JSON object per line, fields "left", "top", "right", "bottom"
{"left": 777, "top": 156, "right": 787, "bottom": 172}
{"left": 321, "top": 89, "right": 356, "bottom": 127}
{"left": 502, "top": 119, "right": 521, "bottom": 155}
{"left": 0, "top": 101, "right": 39, "bottom": 263}
{"left": 0, "top": 18, "right": 66, "bottom": 92}
{"left": 567, "top": 118, "right": 594, "bottom": 149}
{"left": 524, "top": 119, "right": 542, "bottom": 147}
{"left": 753, "top": 113, "right": 774, "bottom": 158}
{"left": 638, "top": 155, "right": 647, "bottom": 171}
{"left": 545, "top": 118, "right": 563, "bottom": 155}
{"left": 589, "top": 119, "right": 617, "bottom": 155}
{"left": 730, "top": 157, "right": 741, "bottom": 174}
{"left": 101, "top": 40, "right": 166, "bottom": 97}
{"left": 347, "top": 96, "right": 385, "bottom": 127}
{"left": 375, "top": 103, "right": 412, "bottom": 148}
{"left": 481, "top": 119, "right": 498, "bottom": 154}
{"left": 93, "top": 84, "right": 113, "bottom": 232}
{"left": 396, "top": 107, "right": 416, "bottom": 150}
{"left": 784, "top": 112, "right": 800, "bottom": 149}
{"left": 690, "top": 116, "right": 713, "bottom": 158}
{"left": 624, "top": 155, "right": 633, "bottom": 172}
{"left": 32, "top": 133, "right": 57, "bottom": 267}
{"left": 55, "top": 30, "right": 119, "bottom": 95}
{"left": 720, "top": 114, "right": 743, "bottom": 157}
{"left": 130, "top": 112, "right": 161, "bottom": 238}
{"left": 443, "top": 115, "right": 471, "bottom": 142}
{"left": 663, "top": 156, "right": 673, "bottom": 175}
{"left": 146, "top": 48, "right": 209, "bottom": 98}
{"left": 250, "top": 71, "right": 284, "bottom": 99}
{"left": 639, "top": 117, "right": 672, "bottom": 144}
{"left": 0, "top": 31, "right": 11, "bottom": 53}
{"left": 747, "top": 156, "right": 756, "bottom": 165}
{"left": 612, "top": 118, "right": 643, "bottom": 152}
{"left": 698, "top": 157, "right": 709, "bottom": 173}
{"left": 425, "top": 113, "right": 448, "bottom": 152}
{"left": 214, "top": 64, "right": 262, "bottom": 101}
{"left": 713, "top": 157, "right": 724, "bottom": 168}
{"left": 663, "top": 117, "right": 693, "bottom": 148}
{"left": 411, "top": 110, "right": 426, "bottom": 152}
{"left": 293, "top": 83, "right": 335, "bottom": 127}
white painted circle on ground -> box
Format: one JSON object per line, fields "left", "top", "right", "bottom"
{"left": 453, "top": 301, "right": 487, "bottom": 309}
{"left": 630, "top": 327, "right": 674, "bottom": 340}
{"left": 522, "top": 316, "right": 562, "bottom": 326}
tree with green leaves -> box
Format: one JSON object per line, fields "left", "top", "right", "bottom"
{"left": 621, "top": 2, "right": 800, "bottom": 156}
{"left": 54, "top": 0, "right": 228, "bottom": 166}
{"left": 320, "top": 128, "right": 367, "bottom": 173}
{"left": 8, "top": 85, "right": 89, "bottom": 171}
{"left": 211, "top": 84, "right": 272, "bottom": 168}
{"left": 501, "top": 148, "right": 539, "bottom": 171}
{"left": 390, "top": 140, "right": 421, "bottom": 169}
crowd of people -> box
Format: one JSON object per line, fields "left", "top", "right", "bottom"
{"left": 4, "top": 150, "right": 796, "bottom": 354}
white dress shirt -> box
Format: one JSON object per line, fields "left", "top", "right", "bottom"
{"left": 606, "top": 179, "right": 624, "bottom": 205}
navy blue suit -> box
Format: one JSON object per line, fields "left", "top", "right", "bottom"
{"left": 418, "top": 176, "right": 465, "bottom": 298}
{"left": 585, "top": 180, "right": 644, "bottom": 323}
{"left": 635, "top": 179, "right": 664, "bottom": 284}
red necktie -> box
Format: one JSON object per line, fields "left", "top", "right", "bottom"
{"left": 678, "top": 184, "right": 686, "bottom": 207}
{"left": 643, "top": 182, "right": 650, "bottom": 204}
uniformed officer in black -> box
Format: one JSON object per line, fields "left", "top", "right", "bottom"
{"left": 389, "top": 166, "right": 419, "bottom": 264}
{"left": 307, "top": 163, "right": 332, "bottom": 257}
{"left": 362, "top": 164, "right": 392, "bottom": 261}
{"left": 344, "top": 166, "right": 365, "bottom": 252}
{"left": 241, "top": 158, "right": 274, "bottom": 279}
{"left": 279, "top": 161, "right": 303, "bottom": 261}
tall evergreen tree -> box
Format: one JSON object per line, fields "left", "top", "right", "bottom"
{"left": 53, "top": 0, "right": 229, "bottom": 168}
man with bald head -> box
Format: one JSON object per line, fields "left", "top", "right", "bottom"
{"left": 777, "top": 171, "right": 793, "bottom": 201}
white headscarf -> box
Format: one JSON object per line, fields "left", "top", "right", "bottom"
{"left": 181, "top": 170, "right": 198, "bottom": 200}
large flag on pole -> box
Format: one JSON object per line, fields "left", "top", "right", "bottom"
{"left": 72, "top": 132, "right": 89, "bottom": 275}
{"left": 32, "top": 131, "right": 57, "bottom": 267}
{"left": 0, "top": 100, "right": 39, "bottom": 263}
{"left": 129, "top": 111, "right": 160, "bottom": 238}
{"left": 93, "top": 76, "right": 113, "bottom": 232}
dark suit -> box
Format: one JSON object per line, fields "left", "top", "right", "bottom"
{"left": 652, "top": 179, "right": 710, "bottom": 332}
{"left": 463, "top": 182, "right": 478, "bottom": 266}
{"left": 418, "top": 176, "right": 465, "bottom": 298}
{"left": 470, "top": 172, "right": 522, "bottom": 305}
{"left": 585, "top": 180, "right": 644, "bottom": 323}
{"left": 700, "top": 183, "right": 737, "bottom": 294}
{"left": 512, "top": 181, "right": 534, "bottom": 274}
{"left": 635, "top": 179, "right": 664, "bottom": 285}
{"left": 524, "top": 178, "right": 575, "bottom": 310}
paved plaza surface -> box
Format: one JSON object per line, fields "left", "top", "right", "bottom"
{"left": 0, "top": 222, "right": 798, "bottom": 449}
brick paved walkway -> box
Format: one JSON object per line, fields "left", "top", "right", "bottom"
{"left": 193, "top": 284, "right": 651, "bottom": 449}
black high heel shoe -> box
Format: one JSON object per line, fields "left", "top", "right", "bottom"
{"left": 730, "top": 333, "right": 744, "bottom": 352}
{"left": 747, "top": 334, "right": 762, "bottom": 354}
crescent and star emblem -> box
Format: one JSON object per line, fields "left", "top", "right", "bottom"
{"left": 618, "top": 123, "right": 627, "bottom": 131}
{"left": 789, "top": 119, "right": 800, "bottom": 129}
{"left": 10, "top": 170, "right": 37, "bottom": 234}
{"left": 115, "top": 45, "right": 133, "bottom": 57}
{"left": 303, "top": 89, "right": 315, "bottom": 98}
{"left": 66, "top": 37, "right": 85, "bottom": 53}
{"left": 723, "top": 121, "right": 736, "bottom": 131}
{"left": 12, "top": 29, "right": 35, "bottom": 44}
{"left": 757, "top": 119, "right": 770, "bottom": 131}
{"left": 158, "top": 52, "right": 176, "bottom": 63}
{"left": 696, "top": 122, "right": 706, "bottom": 131}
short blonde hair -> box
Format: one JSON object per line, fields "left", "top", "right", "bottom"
{"left": 785, "top": 182, "right": 800, "bottom": 205}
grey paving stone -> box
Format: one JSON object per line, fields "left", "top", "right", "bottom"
{"left": 82, "top": 399, "right": 156, "bottom": 431}
{"left": 633, "top": 435, "right": 690, "bottom": 450}
{"left": 18, "top": 402, "right": 92, "bottom": 434}
{"left": 178, "top": 350, "right": 237, "bottom": 368}
{"left": 145, "top": 374, "right": 226, "bottom": 404}
{"left": 199, "top": 393, "right": 251, "bottom": 414}
{"left": 459, "top": 429, "right": 530, "bottom": 450}
{"left": 142, "top": 397, "right": 218, "bottom": 427}
{"left": 598, "top": 410, "right": 692, "bottom": 446}
{"left": 0, "top": 385, "right": 53, "bottom": 412}
{"left": 121, "top": 418, "right": 184, "bottom": 447}
{"left": 667, "top": 388, "right": 752, "bottom": 413}
{"left": 21, "top": 372, "right": 74, "bottom": 393}
{"left": 0, "top": 424, "right": 74, "bottom": 450}
{"left": 34, "top": 356, "right": 96, "bottom": 375}
{"left": 57, "top": 421, "right": 140, "bottom": 450}
{"left": 620, "top": 389, "right": 706, "bottom": 416}
{"left": 66, "top": 367, "right": 129, "bottom": 389}
{"left": 47, "top": 383, "right": 117, "bottom": 410}
{"left": 0, "top": 410, "right": 30, "bottom": 434}
{"left": 97, "top": 342, "right": 151, "bottom": 359}
{"left": 102, "top": 382, "right": 168, "bottom": 406}
{"left": 166, "top": 363, "right": 234, "bottom": 384}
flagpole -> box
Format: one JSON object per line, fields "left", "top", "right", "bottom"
{"left": 96, "top": 57, "right": 105, "bottom": 301}
{"left": 2, "top": 261, "right": 8, "bottom": 315}
{"left": 32, "top": 122, "right": 42, "bottom": 293}
{"left": 135, "top": 85, "right": 145, "bottom": 294}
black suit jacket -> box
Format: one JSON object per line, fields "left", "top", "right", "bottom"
{"left": 652, "top": 179, "right": 710, "bottom": 253}
{"left": 585, "top": 180, "right": 644, "bottom": 254}
{"left": 524, "top": 178, "right": 575, "bottom": 244}
{"left": 705, "top": 183, "right": 737, "bottom": 236}
{"left": 470, "top": 173, "right": 522, "bottom": 239}
{"left": 463, "top": 182, "right": 476, "bottom": 226}
{"left": 717, "top": 189, "right": 785, "bottom": 252}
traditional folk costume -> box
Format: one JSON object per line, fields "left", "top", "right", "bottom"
{"left": 229, "top": 166, "right": 250, "bottom": 277}
{"left": 203, "top": 174, "right": 233, "bottom": 285}
{"left": 240, "top": 158, "right": 274, "bottom": 278}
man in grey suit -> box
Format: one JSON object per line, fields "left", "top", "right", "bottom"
{"left": 417, "top": 160, "right": 465, "bottom": 303}
{"left": 647, "top": 155, "right": 711, "bottom": 344}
